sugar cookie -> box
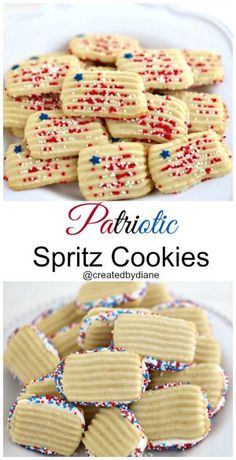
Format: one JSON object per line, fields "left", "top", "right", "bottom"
{"left": 148, "top": 130, "right": 232, "bottom": 193}
{"left": 182, "top": 49, "right": 224, "bottom": 86}
{"left": 18, "top": 374, "right": 61, "bottom": 400}
{"left": 69, "top": 34, "right": 140, "bottom": 64}
{"left": 131, "top": 384, "right": 211, "bottom": 450}
{"left": 25, "top": 110, "right": 109, "bottom": 159}
{"left": 83, "top": 406, "right": 147, "bottom": 456}
{"left": 116, "top": 49, "right": 194, "bottom": 90}
{"left": 4, "top": 142, "right": 78, "bottom": 191}
{"left": 52, "top": 322, "right": 83, "bottom": 358}
{"left": 6, "top": 55, "right": 80, "bottom": 96}
{"left": 4, "top": 325, "right": 60, "bottom": 385}
{"left": 61, "top": 70, "right": 148, "bottom": 118}
{"left": 195, "top": 335, "right": 221, "bottom": 365}
{"left": 8, "top": 395, "right": 85, "bottom": 456}
{"left": 113, "top": 313, "right": 196, "bottom": 370}
{"left": 78, "top": 142, "right": 153, "bottom": 200}
{"left": 138, "top": 283, "right": 173, "bottom": 308}
{"left": 32, "top": 301, "right": 84, "bottom": 337}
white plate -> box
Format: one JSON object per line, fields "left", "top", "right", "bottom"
{"left": 3, "top": 3, "right": 233, "bottom": 202}
{"left": 3, "top": 298, "right": 233, "bottom": 457}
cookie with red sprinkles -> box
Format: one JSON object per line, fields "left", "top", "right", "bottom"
{"left": 182, "top": 49, "right": 224, "bottom": 86}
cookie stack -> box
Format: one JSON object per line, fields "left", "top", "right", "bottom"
{"left": 4, "top": 34, "right": 232, "bottom": 197}
{"left": 4, "top": 282, "right": 229, "bottom": 456}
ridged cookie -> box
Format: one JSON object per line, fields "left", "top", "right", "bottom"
{"left": 6, "top": 55, "right": 80, "bottom": 96}
{"left": 18, "top": 374, "right": 61, "bottom": 400}
{"left": 130, "top": 384, "right": 211, "bottom": 450}
{"left": 24, "top": 110, "right": 109, "bottom": 159}
{"left": 4, "top": 325, "right": 60, "bottom": 385}
{"left": 55, "top": 349, "right": 149, "bottom": 405}
{"left": 8, "top": 396, "right": 84, "bottom": 456}
{"left": 78, "top": 142, "right": 153, "bottom": 200}
{"left": 113, "top": 313, "right": 197, "bottom": 369}
{"left": 69, "top": 34, "right": 140, "bottom": 64}
{"left": 61, "top": 70, "right": 148, "bottom": 118}
{"left": 106, "top": 94, "right": 189, "bottom": 142}
{"left": 83, "top": 406, "right": 147, "bottom": 456}
{"left": 52, "top": 322, "right": 83, "bottom": 358}
{"left": 182, "top": 49, "right": 224, "bottom": 86}
{"left": 116, "top": 49, "right": 194, "bottom": 90}
{"left": 148, "top": 130, "right": 232, "bottom": 193}
{"left": 32, "top": 301, "right": 84, "bottom": 337}
{"left": 138, "top": 283, "right": 173, "bottom": 308}
{"left": 195, "top": 335, "right": 221, "bottom": 365}
{"left": 4, "top": 142, "right": 77, "bottom": 191}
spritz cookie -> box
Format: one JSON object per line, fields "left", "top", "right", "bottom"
{"left": 3, "top": 90, "right": 61, "bottom": 131}
{"left": 24, "top": 110, "right": 109, "bottom": 160}
{"left": 83, "top": 406, "right": 147, "bottom": 456}
{"left": 153, "top": 301, "right": 211, "bottom": 336}
{"left": 106, "top": 94, "right": 189, "bottom": 142}
{"left": 69, "top": 34, "right": 140, "bottom": 64}
{"left": 78, "top": 142, "right": 153, "bottom": 200}
{"left": 182, "top": 49, "right": 224, "bottom": 86}
{"left": 4, "top": 142, "right": 77, "bottom": 191}
{"left": 116, "top": 49, "right": 194, "bottom": 90}
{"left": 195, "top": 335, "right": 221, "bottom": 365}
{"left": 55, "top": 348, "right": 149, "bottom": 405}
{"left": 52, "top": 322, "right": 83, "bottom": 358}
{"left": 131, "top": 384, "right": 211, "bottom": 450}
{"left": 8, "top": 395, "right": 85, "bottom": 456}
{"left": 148, "top": 130, "right": 232, "bottom": 193}
{"left": 113, "top": 313, "right": 196, "bottom": 370}
{"left": 149, "top": 363, "right": 229, "bottom": 414}
{"left": 76, "top": 281, "right": 147, "bottom": 311}
{"left": 32, "top": 301, "right": 83, "bottom": 337}
{"left": 61, "top": 70, "right": 147, "bottom": 118}
{"left": 6, "top": 54, "right": 79, "bottom": 96}
{"left": 18, "top": 374, "right": 61, "bottom": 400}
{"left": 165, "top": 91, "right": 227, "bottom": 135}
{"left": 8, "top": 128, "right": 25, "bottom": 138}
{"left": 138, "top": 283, "right": 173, "bottom": 308}
{"left": 4, "top": 325, "right": 60, "bottom": 385}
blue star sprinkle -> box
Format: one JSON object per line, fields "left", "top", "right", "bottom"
{"left": 76, "top": 34, "right": 84, "bottom": 37}
{"left": 74, "top": 73, "right": 83, "bottom": 81}
{"left": 160, "top": 150, "right": 171, "bottom": 159}
{"left": 14, "top": 145, "right": 22, "bottom": 154}
{"left": 11, "top": 64, "right": 20, "bottom": 70}
{"left": 89, "top": 155, "right": 101, "bottom": 165}
{"left": 123, "top": 53, "right": 133, "bottom": 59}
{"left": 39, "top": 113, "right": 49, "bottom": 121}
{"left": 111, "top": 137, "right": 121, "bottom": 143}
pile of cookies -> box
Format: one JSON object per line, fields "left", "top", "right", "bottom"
{"left": 4, "top": 34, "right": 232, "bottom": 198}
{"left": 4, "top": 282, "right": 228, "bottom": 456}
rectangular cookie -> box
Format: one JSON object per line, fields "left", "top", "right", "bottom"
{"left": 52, "top": 322, "right": 83, "bottom": 358}
{"left": 6, "top": 54, "right": 80, "bottom": 96}
{"left": 138, "top": 283, "right": 173, "bottom": 308}
{"left": 4, "top": 142, "right": 78, "bottom": 191}
{"left": 78, "top": 142, "right": 153, "bottom": 200}
{"left": 18, "top": 374, "right": 61, "bottom": 400}
{"left": 106, "top": 94, "right": 189, "bottom": 142}
{"left": 195, "top": 335, "right": 221, "bottom": 365}
{"left": 182, "top": 49, "right": 224, "bottom": 86}
{"left": 32, "top": 301, "right": 83, "bottom": 337}
{"left": 116, "top": 49, "right": 194, "bottom": 90}
{"left": 61, "top": 70, "right": 148, "bottom": 118}
{"left": 24, "top": 110, "right": 109, "bottom": 159}
{"left": 148, "top": 130, "right": 232, "bottom": 193}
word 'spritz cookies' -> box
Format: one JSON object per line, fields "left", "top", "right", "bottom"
{"left": 182, "top": 49, "right": 224, "bottom": 86}
{"left": 24, "top": 110, "right": 109, "bottom": 160}
{"left": 138, "top": 283, "right": 173, "bottom": 308}
{"left": 149, "top": 363, "right": 229, "bottom": 414}
{"left": 18, "top": 374, "right": 61, "bottom": 400}
{"left": 116, "top": 49, "right": 194, "bottom": 90}
{"left": 106, "top": 94, "right": 189, "bottom": 142}
{"left": 52, "top": 322, "right": 83, "bottom": 358}
{"left": 83, "top": 406, "right": 147, "bottom": 457}
{"left": 69, "top": 34, "right": 140, "bottom": 64}
{"left": 153, "top": 302, "right": 211, "bottom": 336}
{"left": 76, "top": 281, "right": 147, "bottom": 311}
{"left": 113, "top": 313, "right": 196, "bottom": 369}
{"left": 195, "top": 335, "right": 221, "bottom": 365}
{"left": 32, "top": 301, "right": 84, "bottom": 337}
{"left": 4, "top": 142, "right": 77, "bottom": 191}
{"left": 131, "top": 384, "right": 211, "bottom": 450}
{"left": 8, "top": 396, "right": 85, "bottom": 456}
{"left": 3, "top": 90, "right": 61, "bottom": 131}
{"left": 4, "top": 325, "right": 60, "bottom": 385}
{"left": 78, "top": 142, "right": 153, "bottom": 200}
{"left": 61, "top": 70, "right": 148, "bottom": 118}
{"left": 55, "top": 349, "right": 149, "bottom": 405}
{"left": 6, "top": 55, "right": 79, "bottom": 96}
{"left": 148, "top": 130, "right": 232, "bottom": 193}
{"left": 165, "top": 91, "right": 227, "bottom": 135}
